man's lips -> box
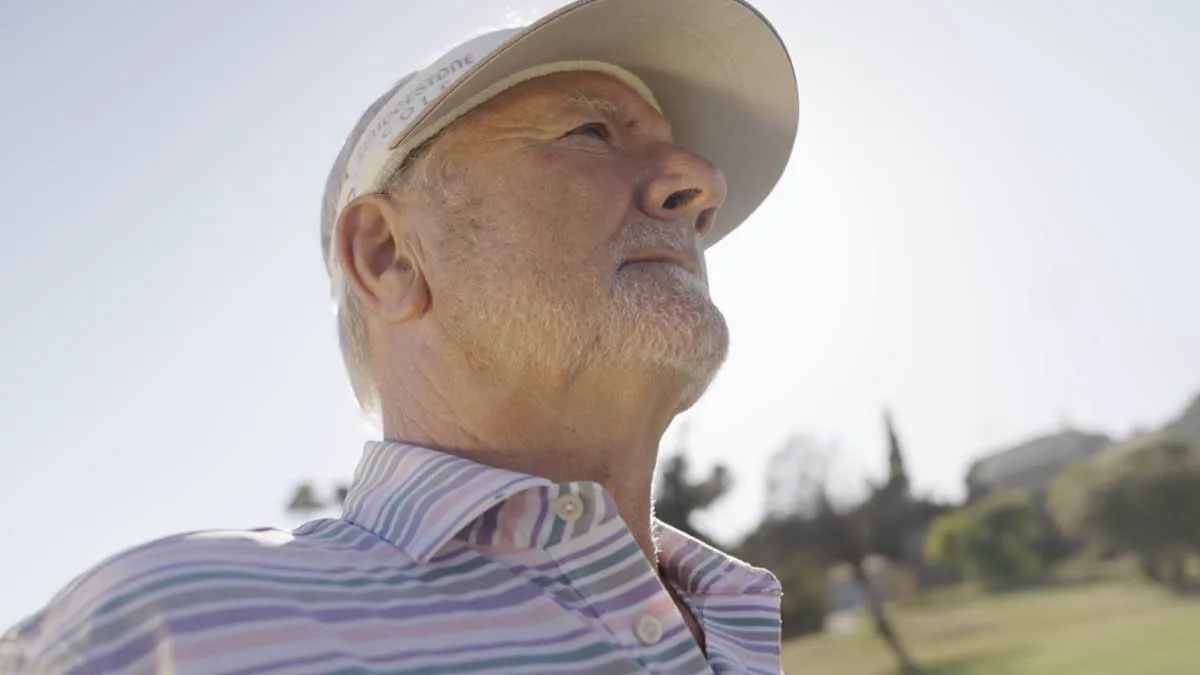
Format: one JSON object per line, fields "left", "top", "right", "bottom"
{"left": 619, "top": 247, "right": 701, "bottom": 277}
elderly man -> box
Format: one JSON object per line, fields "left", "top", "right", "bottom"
{"left": 1, "top": 0, "right": 796, "bottom": 673}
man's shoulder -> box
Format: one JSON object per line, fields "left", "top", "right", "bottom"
{"left": 29, "top": 525, "right": 320, "bottom": 622}
{"left": 2, "top": 520, "right": 359, "bottom": 674}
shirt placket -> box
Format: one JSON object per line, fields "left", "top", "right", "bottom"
{"left": 542, "top": 484, "right": 713, "bottom": 674}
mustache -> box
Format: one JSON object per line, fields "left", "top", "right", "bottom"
{"left": 611, "top": 223, "right": 704, "bottom": 263}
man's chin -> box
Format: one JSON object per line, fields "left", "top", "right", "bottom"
{"left": 623, "top": 307, "right": 729, "bottom": 387}
{"left": 663, "top": 333, "right": 728, "bottom": 414}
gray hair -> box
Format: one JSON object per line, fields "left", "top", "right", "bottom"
{"left": 349, "top": 139, "right": 450, "bottom": 418}
{"left": 321, "top": 71, "right": 452, "bottom": 419}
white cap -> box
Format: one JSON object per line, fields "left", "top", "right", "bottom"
{"left": 322, "top": 0, "right": 798, "bottom": 285}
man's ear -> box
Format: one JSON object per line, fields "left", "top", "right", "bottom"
{"left": 334, "top": 193, "right": 430, "bottom": 324}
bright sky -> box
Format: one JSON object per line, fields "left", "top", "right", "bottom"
{"left": 1, "top": 0, "right": 1197, "bottom": 629}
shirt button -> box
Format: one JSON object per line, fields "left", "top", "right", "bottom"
{"left": 554, "top": 493, "right": 585, "bottom": 523}
{"left": 635, "top": 614, "right": 663, "bottom": 646}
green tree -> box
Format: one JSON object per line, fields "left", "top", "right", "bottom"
{"left": 922, "top": 511, "right": 970, "bottom": 583}
{"left": 924, "top": 491, "right": 1045, "bottom": 591}
{"left": 1085, "top": 437, "right": 1200, "bottom": 590}
{"left": 883, "top": 407, "right": 911, "bottom": 500}
{"left": 654, "top": 453, "right": 730, "bottom": 546}
{"left": 771, "top": 548, "right": 829, "bottom": 638}
{"left": 754, "top": 434, "right": 919, "bottom": 673}
{"left": 1047, "top": 460, "right": 1101, "bottom": 542}
{"left": 286, "top": 481, "right": 347, "bottom": 517}
{"left": 653, "top": 421, "right": 732, "bottom": 546}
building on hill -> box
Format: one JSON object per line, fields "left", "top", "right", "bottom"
{"left": 966, "top": 428, "right": 1112, "bottom": 502}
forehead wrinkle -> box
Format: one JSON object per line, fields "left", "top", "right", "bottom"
{"left": 563, "top": 91, "right": 629, "bottom": 126}
{"left": 451, "top": 76, "right": 676, "bottom": 158}
{"left": 466, "top": 89, "right": 574, "bottom": 135}
{"left": 446, "top": 102, "right": 547, "bottom": 153}
{"left": 560, "top": 88, "right": 672, "bottom": 142}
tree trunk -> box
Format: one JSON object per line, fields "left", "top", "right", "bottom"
{"left": 1139, "top": 553, "right": 1163, "bottom": 582}
{"left": 1168, "top": 553, "right": 1188, "bottom": 593}
{"left": 851, "top": 560, "right": 918, "bottom": 674}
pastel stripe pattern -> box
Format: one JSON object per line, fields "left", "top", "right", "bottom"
{"left": 1, "top": 441, "right": 782, "bottom": 674}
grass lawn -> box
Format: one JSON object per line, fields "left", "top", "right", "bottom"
{"left": 782, "top": 580, "right": 1200, "bottom": 674}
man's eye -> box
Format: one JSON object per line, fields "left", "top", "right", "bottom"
{"left": 565, "top": 122, "right": 611, "bottom": 142}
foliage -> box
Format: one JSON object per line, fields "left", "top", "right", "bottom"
{"left": 883, "top": 408, "right": 911, "bottom": 498}
{"left": 1046, "top": 460, "right": 1100, "bottom": 542}
{"left": 653, "top": 453, "right": 731, "bottom": 545}
{"left": 286, "top": 481, "right": 348, "bottom": 516}
{"left": 773, "top": 551, "right": 831, "bottom": 639}
{"left": 1083, "top": 438, "right": 1200, "bottom": 589}
{"left": 923, "top": 511, "right": 970, "bottom": 583}
{"left": 923, "top": 492, "right": 1045, "bottom": 591}
{"left": 1044, "top": 434, "right": 1200, "bottom": 589}
{"left": 757, "top": 423, "right": 924, "bottom": 673}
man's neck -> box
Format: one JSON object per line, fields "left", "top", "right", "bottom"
{"left": 378, "top": 350, "right": 690, "bottom": 564}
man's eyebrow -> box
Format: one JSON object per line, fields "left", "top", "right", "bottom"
{"left": 562, "top": 91, "right": 637, "bottom": 128}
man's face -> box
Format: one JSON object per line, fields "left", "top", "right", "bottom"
{"left": 412, "top": 70, "right": 729, "bottom": 399}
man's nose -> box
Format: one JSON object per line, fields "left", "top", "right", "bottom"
{"left": 637, "top": 143, "right": 727, "bottom": 237}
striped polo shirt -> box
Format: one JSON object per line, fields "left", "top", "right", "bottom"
{"left": 2, "top": 441, "right": 782, "bottom": 674}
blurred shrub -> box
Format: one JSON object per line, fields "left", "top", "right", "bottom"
{"left": 774, "top": 553, "right": 829, "bottom": 639}
{"left": 1043, "top": 434, "right": 1200, "bottom": 589}
{"left": 1084, "top": 437, "right": 1200, "bottom": 589}
{"left": 923, "top": 491, "right": 1045, "bottom": 591}
{"left": 1048, "top": 460, "right": 1101, "bottom": 543}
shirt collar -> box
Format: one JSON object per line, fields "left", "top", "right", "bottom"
{"left": 341, "top": 441, "right": 550, "bottom": 563}
{"left": 656, "top": 521, "right": 782, "bottom": 597}
{"left": 341, "top": 440, "right": 780, "bottom": 598}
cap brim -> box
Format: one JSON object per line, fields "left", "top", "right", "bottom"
{"left": 393, "top": 0, "right": 798, "bottom": 249}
